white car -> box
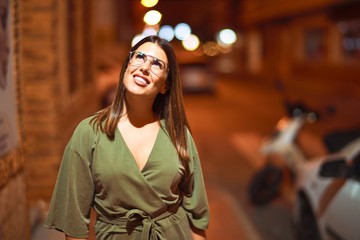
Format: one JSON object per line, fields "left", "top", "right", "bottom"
{"left": 293, "top": 137, "right": 360, "bottom": 240}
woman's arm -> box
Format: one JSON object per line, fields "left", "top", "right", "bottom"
{"left": 66, "top": 235, "right": 87, "bottom": 240}
{"left": 191, "top": 227, "right": 207, "bottom": 240}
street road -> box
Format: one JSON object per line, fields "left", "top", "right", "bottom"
{"left": 184, "top": 76, "right": 296, "bottom": 240}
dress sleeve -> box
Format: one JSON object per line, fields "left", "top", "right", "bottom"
{"left": 44, "top": 118, "right": 96, "bottom": 238}
{"left": 181, "top": 131, "right": 210, "bottom": 230}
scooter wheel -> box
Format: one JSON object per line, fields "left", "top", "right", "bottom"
{"left": 248, "top": 163, "right": 283, "bottom": 205}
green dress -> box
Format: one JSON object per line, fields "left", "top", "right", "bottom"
{"left": 44, "top": 117, "right": 210, "bottom": 240}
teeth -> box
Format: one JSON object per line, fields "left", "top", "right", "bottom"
{"left": 134, "top": 76, "right": 147, "bottom": 84}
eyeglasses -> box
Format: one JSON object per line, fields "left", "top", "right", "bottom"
{"left": 129, "top": 51, "right": 168, "bottom": 75}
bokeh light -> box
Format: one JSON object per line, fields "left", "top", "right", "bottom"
{"left": 131, "top": 34, "right": 146, "bottom": 46}
{"left": 141, "top": 0, "right": 159, "bottom": 8}
{"left": 217, "top": 29, "right": 237, "bottom": 47}
{"left": 174, "top": 23, "right": 191, "bottom": 40}
{"left": 158, "top": 25, "right": 175, "bottom": 41}
{"left": 143, "top": 26, "right": 158, "bottom": 36}
{"left": 203, "top": 41, "right": 220, "bottom": 56}
{"left": 143, "top": 10, "right": 162, "bottom": 25}
{"left": 182, "top": 34, "right": 200, "bottom": 51}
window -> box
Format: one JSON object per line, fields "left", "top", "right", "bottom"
{"left": 337, "top": 20, "right": 360, "bottom": 60}
{"left": 304, "top": 27, "right": 327, "bottom": 61}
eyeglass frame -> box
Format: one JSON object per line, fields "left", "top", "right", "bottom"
{"left": 128, "top": 50, "right": 169, "bottom": 75}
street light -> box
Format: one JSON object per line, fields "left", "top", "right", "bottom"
{"left": 141, "top": 0, "right": 159, "bottom": 8}
{"left": 143, "top": 10, "right": 162, "bottom": 26}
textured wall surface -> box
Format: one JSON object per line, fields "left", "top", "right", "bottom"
{"left": 0, "top": 0, "right": 30, "bottom": 238}
{"left": 18, "top": 0, "right": 98, "bottom": 205}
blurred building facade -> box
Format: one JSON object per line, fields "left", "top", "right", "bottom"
{"left": 0, "top": 0, "right": 359, "bottom": 239}
{"left": 236, "top": 0, "right": 360, "bottom": 133}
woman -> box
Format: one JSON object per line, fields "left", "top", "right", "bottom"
{"left": 44, "top": 35, "right": 210, "bottom": 240}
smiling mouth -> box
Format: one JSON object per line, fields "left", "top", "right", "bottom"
{"left": 134, "top": 75, "right": 149, "bottom": 86}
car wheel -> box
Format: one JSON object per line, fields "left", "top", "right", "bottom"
{"left": 248, "top": 163, "right": 283, "bottom": 205}
{"left": 293, "top": 193, "right": 321, "bottom": 240}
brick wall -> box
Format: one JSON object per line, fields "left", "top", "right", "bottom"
{"left": 0, "top": 0, "right": 30, "bottom": 239}
{"left": 0, "top": 165, "right": 30, "bottom": 239}
{"left": 18, "top": 0, "right": 99, "bottom": 207}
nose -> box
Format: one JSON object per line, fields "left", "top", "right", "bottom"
{"left": 140, "top": 59, "right": 151, "bottom": 73}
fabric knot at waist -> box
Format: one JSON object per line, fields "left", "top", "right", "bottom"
{"left": 98, "top": 206, "right": 178, "bottom": 240}
{"left": 126, "top": 209, "right": 170, "bottom": 240}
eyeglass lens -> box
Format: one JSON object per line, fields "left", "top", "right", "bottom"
{"left": 130, "top": 51, "right": 166, "bottom": 74}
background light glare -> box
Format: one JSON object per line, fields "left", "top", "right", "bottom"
{"left": 131, "top": 34, "right": 146, "bottom": 47}
{"left": 158, "top": 25, "right": 175, "bottom": 41}
{"left": 143, "top": 27, "right": 158, "bottom": 36}
{"left": 182, "top": 34, "right": 200, "bottom": 51}
{"left": 143, "top": 10, "right": 162, "bottom": 25}
{"left": 141, "top": 0, "right": 159, "bottom": 8}
{"left": 217, "top": 29, "right": 237, "bottom": 46}
{"left": 174, "top": 23, "right": 191, "bottom": 40}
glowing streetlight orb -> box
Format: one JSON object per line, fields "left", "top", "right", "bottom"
{"left": 217, "top": 29, "right": 237, "bottom": 47}
{"left": 203, "top": 41, "right": 220, "bottom": 56}
{"left": 158, "top": 25, "right": 175, "bottom": 41}
{"left": 131, "top": 34, "right": 146, "bottom": 47}
{"left": 141, "top": 0, "right": 159, "bottom": 8}
{"left": 143, "top": 26, "right": 158, "bottom": 36}
{"left": 174, "top": 23, "right": 191, "bottom": 40}
{"left": 182, "top": 34, "right": 200, "bottom": 51}
{"left": 143, "top": 10, "right": 162, "bottom": 25}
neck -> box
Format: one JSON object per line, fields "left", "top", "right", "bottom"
{"left": 122, "top": 94, "right": 158, "bottom": 127}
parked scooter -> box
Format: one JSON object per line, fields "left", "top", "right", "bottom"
{"left": 248, "top": 80, "right": 360, "bottom": 206}
{"left": 248, "top": 101, "right": 320, "bottom": 205}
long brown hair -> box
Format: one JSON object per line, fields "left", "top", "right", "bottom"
{"left": 91, "top": 35, "right": 191, "bottom": 161}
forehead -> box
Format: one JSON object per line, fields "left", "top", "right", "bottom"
{"left": 136, "top": 42, "right": 168, "bottom": 62}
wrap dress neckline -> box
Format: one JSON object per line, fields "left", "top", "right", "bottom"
{"left": 96, "top": 124, "right": 180, "bottom": 239}
{"left": 116, "top": 123, "right": 161, "bottom": 173}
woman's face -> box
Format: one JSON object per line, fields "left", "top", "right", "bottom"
{"left": 123, "top": 42, "right": 168, "bottom": 101}
{"left": 0, "top": 0, "right": 9, "bottom": 90}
